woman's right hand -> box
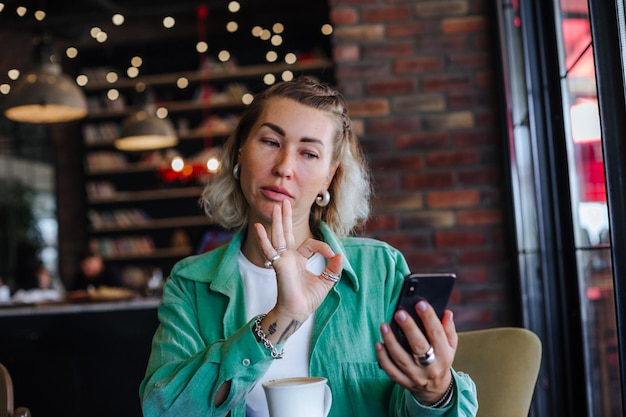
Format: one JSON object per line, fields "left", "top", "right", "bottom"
{"left": 254, "top": 200, "right": 342, "bottom": 342}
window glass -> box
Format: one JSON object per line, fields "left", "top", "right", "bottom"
{"left": 557, "top": 0, "right": 621, "bottom": 415}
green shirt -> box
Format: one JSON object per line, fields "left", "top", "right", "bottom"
{"left": 140, "top": 223, "right": 478, "bottom": 417}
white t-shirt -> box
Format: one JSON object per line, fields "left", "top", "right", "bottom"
{"left": 238, "top": 251, "right": 326, "bottom": 417}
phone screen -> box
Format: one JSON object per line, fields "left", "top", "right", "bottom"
{"left": 390, "top": 273, "right": 456, "bottom": 353}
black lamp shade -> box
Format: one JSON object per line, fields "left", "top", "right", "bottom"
{"left": 4, "top": 62, "right": 88, "bottom": 123}
{"left": 114, "top": 110, "right": 178, "bottom": 151}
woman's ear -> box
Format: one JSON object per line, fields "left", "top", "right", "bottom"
{"left": 326, "top": 166, "right": 337, "bottom": 189}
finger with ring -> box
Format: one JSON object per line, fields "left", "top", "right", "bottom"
{"left": 413, "top": 345, "right": 436, "bottom": 366}
{"left": 320, "top": 270, "right": 340, "bottom": 283}
{"left": 264, "top": 253, "right": 281, "bottom": 269}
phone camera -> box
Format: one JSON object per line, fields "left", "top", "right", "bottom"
{"left": 408, "top": 285, "right": 415, "bottom": 294}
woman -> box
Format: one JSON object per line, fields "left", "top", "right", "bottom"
{"left": 140, "top": 76, "right": 477, "bottom": 417}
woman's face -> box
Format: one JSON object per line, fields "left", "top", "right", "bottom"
{"left": 238, "top": 97, "right": 337, "bottom": 229}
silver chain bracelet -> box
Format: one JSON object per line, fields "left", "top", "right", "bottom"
{"left": 426, "top": 370, "right": 455, "bottom": 408}
{"left": 253, "top": 314, "right": 284, "bottom": 359}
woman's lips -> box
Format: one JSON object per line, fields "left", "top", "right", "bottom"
{"left": 261, "top": 185, "right": 293, "bottom": 201}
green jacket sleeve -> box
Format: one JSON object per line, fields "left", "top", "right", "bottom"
{"left": 139, "top": 275, "right": 273, "bottom": 417}
{"left": 390, "top": 369, "right": 478, "bottom": 417}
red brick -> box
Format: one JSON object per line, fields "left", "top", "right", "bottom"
{"left": 405, "top": 251, "right": 457, "bottom": 270}
{"left": 330, "top": 8, "right": 359, "bottom": 25}
{"left": 380, "top": 233, "right": 431, "bottom": 252}
{"left": 421, "top": 73, "right": 474, "bottom": 92}
{"left": 453, "top": 130, "right": 498, "bottom": 147}
{"left": 346, "top": 98, "right": 390, "bottom": 117}
{"left": 458, "top": 248, "right": 506, "bottom": 265}
{"left": 403, "top": 210, "right": 456, "bottom": 228}
{"left": 360, "top": 136, "right": 395, "bottom": 154}
{"left": 476, "top": 70, "right": 493, "bottom": 88}
{"left": 422, "top": 111, "right": 474, "bottom": 130}
{"left": 366, "top": 78, "right": 416, "bottom": 96}
{"left": 373, "top": 193, "right": 424, "bottom": 211}
{"left": 335, "top": 61, "right": 391, "bottom": 80}
{"left": 366, "top": 116, "right": 422, "bottom": 134}
{"left": 394, "top": 56, "right": 445, "bottom": 74}
{"left": 475, "top": 108, "right": 497, "bottom": 127}
{"left": 370, "top": 174, "right": 399, "bottom": 193}
{"left": 362, "top": 42, "right": 413, "bottom": 59}
{"left": 458, "top": 168, "right": 500, "bottom": 186}
{"left": 457, "top": 209, "right": 503, "bottom": 226}
{"left": 370, "top": 153, "right": 424, "bottom": 173}
{"left": 448, "top": 89, "right": 495, "bottom": 109}
{"left": 386, "top": 21, "right": 442, "bottom": 39}
{"left": 395, "top": 132, "right": 450, "bottom": 150}
{"left": 403, "top": 172, "right": 455, "bottom": 189}
{"left": 338, "top": 80, "right": 364, "bottom": 98}
{"left": 435, "top": 230, "right": 487, "bottom": 248}
{"left": 456, "top": 267, "right": 489, "bottom": 284}
{"left": 333, "top": 24, "right": 385, "bottom": 42}
{"left": 361, "top": 6, "right": 411, "bottom": 22}
{"left": 464, "top": 288, "right": 509, "bottom": 304}
{"left": 426, "top": 189, "right": 480, "bottom": 208}
{"left": 473, "top": 33, "right": 491, "bottom": 49}
{"left": 426, "top": 150, "right": 478, "bottom": 168}
{"left": 482, "top": 189, "right": 503, "bottom": 206}
{"left": 333, "top": 44, "right": 360, "bottom": 62}
{"left": 350, "top": 118, "right": 365, "bottom": 136}
{"left": 393, "top": 93, "right": 446, "bottom": 113}
{"left": 415, "top": 1, "right": 469, "bottom": 17}
{"left": 452, "top": 307, "right": 493, "bottom": 328}
{"left": 365, "top": 213, "right": 399, "bottom": 231}
{"left": 441, "top": 16, "right": 487, "bottom": 34}
{"left": 415, "top": 35, "right": 470, "bottom": 53}
{"left": 448, "top": 52, "right": 491, "bottom": 69}
{"left": 330, "top": 0, "right": 379, "bottom": 5}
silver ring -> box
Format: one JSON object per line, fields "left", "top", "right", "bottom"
{"left": 414, "top": 346, "right": 435, "bottom": 366}
{"left": 263, "top": 253, "right": 281, "bottom": 269}
{"left": 320, "top": 270, "right": 340, "bottom": 283}
{"left": 274, "top": 246, "right": 287, "bottom": 253}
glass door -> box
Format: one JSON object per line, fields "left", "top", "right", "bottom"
{"left": 556, "top": 0, "right": 621, "bottom": 415}
{"left": 496, "top": 0, "right": 623, "bottom": 415}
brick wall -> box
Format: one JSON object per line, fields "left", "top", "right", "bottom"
{"left": 329, "top": 0, "right": 516, "bottom": 330}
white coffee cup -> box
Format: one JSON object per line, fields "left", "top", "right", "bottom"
{"left": 262, "top": 376, "right": 332, "bottom": 417}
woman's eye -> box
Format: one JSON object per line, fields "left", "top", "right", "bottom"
{"left": 261, "top": 138, "right": 279, "bottom": 147}
{"left": 303, "top": 151, "right": 319, "bottom": 159}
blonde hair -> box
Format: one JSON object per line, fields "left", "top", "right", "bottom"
{"left": 199, "top": 76, "right": 371, "bottom": 237}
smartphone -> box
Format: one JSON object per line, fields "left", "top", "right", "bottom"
{"left": 390, "top": 273, "right": 456, "bottom": 353}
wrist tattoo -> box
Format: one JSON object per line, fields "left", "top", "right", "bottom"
{"left": 268, "top": 321, "right": 277, "bottom": 335}
{"left": 278, "top": 320, "right": 302, "bottom": 344}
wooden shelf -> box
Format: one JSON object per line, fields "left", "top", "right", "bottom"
{"left": 90, "top": 216, "right": 210, "bottom": 233}
{"left": 83, "top": 58, "right": 333, "bottom": 91}
{"left": 83, "top": 128, "right": 231, "bottom": 148}
{"left": 88, "top": 187, "right": 204, "bottom": 204}
{"left": 86, "top": 98, "right": 244, "bottom": 120}
{"left": 86, "top": 163, "right": 165, "bottom": 175}
{"left": 102, "top": 246, "right": 194, "bottom": 261}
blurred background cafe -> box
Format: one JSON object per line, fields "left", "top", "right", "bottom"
{"left": 0, "top": 0, "right": 624, "bottom": 416}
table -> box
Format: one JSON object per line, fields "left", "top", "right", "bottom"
{"left": 0, "top": 297, "right": 160, "bottom": 417}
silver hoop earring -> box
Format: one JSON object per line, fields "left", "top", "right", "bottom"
{"left": 232, "top": 163, "right": 240, "bottom": 180}
{"left": 316, "top": 190, "right": 331, "bottom": 207}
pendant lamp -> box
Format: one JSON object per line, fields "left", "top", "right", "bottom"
{"left": 114, "top": 101, "right": 178, "bottom": 152}
{"left": 4, "top": 38, "right": 88, "bottom": 124}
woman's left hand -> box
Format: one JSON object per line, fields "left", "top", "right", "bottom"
{"left": 375, "top": 300, "right": 457, "bottom": 405}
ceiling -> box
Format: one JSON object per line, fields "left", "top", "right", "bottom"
{"left": 0, "top": 0, "right": 332, "bottom": 76}
{"left": 0, "top": 0, "right": 331, "bottom": 44}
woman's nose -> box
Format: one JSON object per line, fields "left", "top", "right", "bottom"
{"left": 272, "top": 150, "right": 295, "bottom": 177}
